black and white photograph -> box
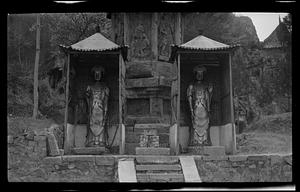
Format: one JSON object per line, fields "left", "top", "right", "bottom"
{"left": 6, "top": 2, "right": 294, "bottom": 190}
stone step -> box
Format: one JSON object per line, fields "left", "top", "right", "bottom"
{"left": 125, "top": 143, "right": 170, "bottom": 155}
{"left": 136, "top": 173, "right": 184, "bottom": 182}
{"left": 125, "top": 132, "right": 169, "bottom": 144}
{"left": 136, "top": 164, "right": 182, "bottom": 171}
{"left": 118, "top": 159, "right": 137, "bottom": 182}
{"left": 136, "top": 147, "right": 170, "bottom": 155}
{"left": 133, "top": 123, "right": 170, "bottom": 129}
{"left": 135, "top": 156, "right": 179, "bottom": 164}
{"left": 179, "top": 156, "right": 201, "bottom": 182}
{"left": 126, "top": 126, "right": 169, "bottom": 134}
{"left": 125, "top": 115, "right": 168, "bottom": 124}
{"left": 188, "top": 146, "right": 225, "bottom": 156}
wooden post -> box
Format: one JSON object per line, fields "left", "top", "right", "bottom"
{"left": 176, "top": 53, "right": 181, "bottom": 155}
{"left": 119, "top": 53, "right": 125, "bottom": 154}
{"left": 33, "top": 14, "right": 40, "bottom": 119}
{"left": 229, "top": 52, "right": 236, "bottom": 154}
{"left": 151, "top": 12, "right": 158, "bottom": 60}
{"left": 64, "top": 53, "right": 70, "bottom": 154}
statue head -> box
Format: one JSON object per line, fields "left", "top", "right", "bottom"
{"left": 193, "top": 65, "right": 206, "bottom": 81}
{"left": 91, "top": 65, "right": 105, "bottom": 81}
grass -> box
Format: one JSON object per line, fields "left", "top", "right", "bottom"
{"left": 236, "top": 112, "right": 292, "bottom": 155}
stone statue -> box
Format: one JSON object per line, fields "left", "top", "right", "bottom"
{"left": 85, "top": 65, "right": 109, "bottom": 147}
{"left": 187, "top": 65, "right": 213, "bottom": 146}
{"left": 131, "top": 24, "right": 150, "bottom": 58}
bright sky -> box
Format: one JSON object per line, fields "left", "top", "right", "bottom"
{"left": 234, "top": 12, "right": 289, "bottom": 42}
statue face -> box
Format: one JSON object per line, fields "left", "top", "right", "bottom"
{"left": 195, "top": 71, "right": 204, "bottom": 81}
{"left": 94, "top": 70, "right": 102, "bottom": 81}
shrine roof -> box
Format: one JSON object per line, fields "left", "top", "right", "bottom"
{"left": 174, "top": 35, "right": 238, "bottom": 51}
{"left": 59, "top": 32, "right": 128, "bottom": 53}
{"left": 169, "top": 35, "right": 239, "bottom": 62}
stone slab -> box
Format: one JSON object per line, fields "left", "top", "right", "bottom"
{"left": 136, "top": 147, "right": 170, "bottom": 155}
{"left": 74, "top": 124, "right": 87, "bottom": 148}
{"left": 178, "top": 126, "right": 190, "bottom": 153}
{"left": 219, "top": 123, "right": 234, "bottom": 154}
{"left": 126, "top": 77, "right": 158, "bottom": 88}
{"left": 125, "top": 115, "right": 166, "bottom": 124}
{"left": 135, "top": 164, "right": 181, "bottom": 171}
{"left": 47, "top": 133, "right": 60, "bottom": 157}
{"left": 135, "top": 156, "right": 179, "bottom": 164}
{"left": 118, "top": 160, "right": 137, "bottom": 182}
{"left": 169, "top": 124, "right": 178, "bottom": 155}
{"left": 180, "top": 156, "right": 201, "bottom": 182}
{"left": 62, "top": 155, "right": 95, "bottom": 162}
{"left": 65, "top": 123, "right": 75, "bottom": 154}
{"left": 136, "top": 173, "right": 184, "bottom": 182}
{"left": 210, "top": 126, "right": 220, "bottom": 146}
{"left": 72, "top": 147, "right": 106, "bottom": 155}
{"left": 126, "top": 127, "right": 169, "bottom": 134}
{"left": 126, "top": 61, "right": 153, "bottom": 79}
{"left": 134, "top": 123, "right": 170, "bottom": 130}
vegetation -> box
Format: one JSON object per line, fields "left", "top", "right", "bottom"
{"left": 7, "top": 13, "right": 291, "bottom": 126}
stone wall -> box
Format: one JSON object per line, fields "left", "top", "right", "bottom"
{"left": 8, "top": 130, "right": 117, "bottom": 182}
{"left": 8, "top": 130, "right": 292, "bottom": 182}
{"left": 194, "top": 154, "right": 292, "bottom": 182}
{"left": 41, "top": 156, "right": 117, "bottom": 182}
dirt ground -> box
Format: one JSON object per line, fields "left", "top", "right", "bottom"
{"left": 236, "top": 112, "right": 292, "bottom": 154}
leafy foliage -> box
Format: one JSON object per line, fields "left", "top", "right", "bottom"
{"left": 7, "top": 13, "right": 112, "bottom": 117}
{"left": 7, "top": 12, "right": 291, "bottom": 122}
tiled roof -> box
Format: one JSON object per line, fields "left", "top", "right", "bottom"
{"left": 59, "top": 33, "right": 127, "bottom": 52}
{"left": 263, "top": 22, "right": 290, "bottom": 49}
{"left": 169, "top": 35, "right": 239, "bottom": 62}
{"left": 172, "top": 35, "right": 239, "bottom": 51}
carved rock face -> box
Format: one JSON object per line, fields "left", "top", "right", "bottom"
{"left": 131, "top": 24, "right": 151, "bottom": 58}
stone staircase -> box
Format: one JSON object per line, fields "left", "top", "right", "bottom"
{"left": 125, "top": 123, "right": 170, "bottom": 155}
{"left": 118, "top": 156, "right": 201, "bottom": 183}
{"left": 135, "top": 156, "right": 184, "bottom": 182}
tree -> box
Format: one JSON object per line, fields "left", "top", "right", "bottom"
{"left": 33, "top": 14, "right": 41, "bottom": 119}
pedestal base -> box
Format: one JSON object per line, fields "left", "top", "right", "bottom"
{"left": 136, "top": 147, "right": 170, "bottom": 155}
{"left": 188, "top": 146, "right": 225, "bottom": 156}
{"left": 72, "top": 147, "right": 106, "bottom": 155}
